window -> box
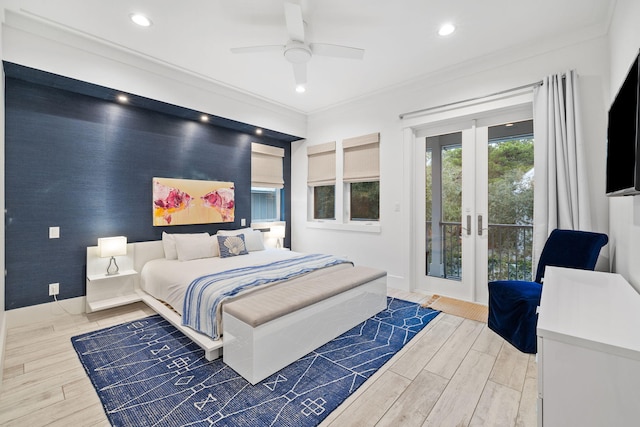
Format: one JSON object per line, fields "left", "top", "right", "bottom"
{"left": 251, "top": 143, "right": 284, "bottom": 222}
{"left": 343, "top": 133, "right": 380, "bottom": 222}
{"left": 307, "top": 141, "right": 336, "bottom": 220}
{"left": 251, "top": 187, "right": 280, "bottom": 221}
{"left": 313, "top": 185, "right": 335, "bottom": 219}
{"left": 349, "top": 181, "right": 379, "bottom": 221}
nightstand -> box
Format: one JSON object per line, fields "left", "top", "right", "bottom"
{"left": 86, "top": 244, "right": 140, "bottom": 312}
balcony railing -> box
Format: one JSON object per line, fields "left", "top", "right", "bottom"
{"left": 426, "top": 222, "right": 533, "bottom": 281}
{"left": 487, "top": 223, "right": 534, "bottom": 281}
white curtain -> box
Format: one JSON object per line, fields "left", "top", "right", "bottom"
{"left": 533, "top": 70, "right": 592, "bottom": 263}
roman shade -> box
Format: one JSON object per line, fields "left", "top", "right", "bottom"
{"left": 251, "top": 143, "right": 284, "bottom": 189}
{"left": 307, "top": 141, "right": 336, "bottom": 186}
{"left": 343, "top": 133, "right": 380, "bottom": 183}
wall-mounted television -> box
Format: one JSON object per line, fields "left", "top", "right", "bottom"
{"left": 606, "top": 51, "right": 640, "bottom": 196}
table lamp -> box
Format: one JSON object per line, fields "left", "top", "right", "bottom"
{"left": 271, "top": 225, "right": 285, "bottom": 249}
{"left": 98, "top": 236, "right": 127, "bottom": 275}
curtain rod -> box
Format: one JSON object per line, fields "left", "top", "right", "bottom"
{"left": 399, "top": 80, "right": 544, "bottom": 120}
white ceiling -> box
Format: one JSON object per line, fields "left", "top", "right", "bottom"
{"left": 3, "top": 0, "right": 615, "bottom": 114}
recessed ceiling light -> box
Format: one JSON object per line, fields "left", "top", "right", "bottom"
{"left": 255, "top": 128, "right": 263, "bottom": 135}
{"left": 438, "top": 23, "right": 455, "bottom": 36}
{"left": 295, "top": 84, "right": 306, "bottom": 93}
{"left": 200, "top": 114, "right": 209, "bottom": 122}
{"left": 130, "top": 13, "right": 152, "bottom": 27}
{"left": 116, "top": 94, "right": 128, "bottom": 103}
{"left": 505, "top": 123, "right": 514, "bottom": 127}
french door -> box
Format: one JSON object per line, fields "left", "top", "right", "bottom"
{"left": 414, "top": 109, "right": 534, "bottom": 304}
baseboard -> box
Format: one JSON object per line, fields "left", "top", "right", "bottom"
{"left": 5, "top": 296, "right": 85, "bottom": 328}
{"left": 386, "top": 274, "right": 408, "bottom": 291}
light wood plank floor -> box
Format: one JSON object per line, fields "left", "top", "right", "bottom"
{"left": 0, "top": 290, "right": 537, "bottom": 426}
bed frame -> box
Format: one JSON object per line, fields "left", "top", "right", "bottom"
{"left": 127, "top": 240, "right": 388, "bottom": 378}
{"left": 130, "top": 240, "right": 224, "bottom": 360}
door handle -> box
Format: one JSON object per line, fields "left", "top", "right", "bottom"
{"left": 461, "top": 215, "right": 471, "bottom": 235}
{"left": 478, "top": 214, "right": 488, "bottom": 236}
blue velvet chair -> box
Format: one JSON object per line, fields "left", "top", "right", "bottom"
{"left": 487, "top": 229, "right": 608, "bottom": 354}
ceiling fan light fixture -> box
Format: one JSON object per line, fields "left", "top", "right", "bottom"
{"left": 438, "top": 22, "right": 455, "bottom": 36}
{"left": 130, "top": 13, "right": 152, "bottom": 27}
{"left": 284, "top": 42, "right": 312, "bottom": 64}
{"left": 295, "top": 84, "right": 306, "bottom": 93}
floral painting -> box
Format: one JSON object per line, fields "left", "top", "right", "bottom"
{"left": 153, "top": 178, "right": 235, "bottom": 226}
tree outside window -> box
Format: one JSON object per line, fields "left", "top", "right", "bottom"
{"left": 314, "top": 185, "right": 335, "bottom": 219}
{"left": 350, "top": 181, "right": 379, "bottom": 221}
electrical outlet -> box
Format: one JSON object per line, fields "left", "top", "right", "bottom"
{"left": 49, "top": 282, "right": 59, "bottom": 296}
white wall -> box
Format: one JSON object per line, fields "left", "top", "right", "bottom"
{"left": 607, "top": 0, "right": 640, "bottom": 293}
{"left": 292, "top": 35, "right": 611, "bottom": 295}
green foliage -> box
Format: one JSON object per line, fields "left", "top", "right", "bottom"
{"left": 488, "top": 139, "right": 534, "bottom": 181}
{"left": 313, "top": 185, "right": 335, "bottom": 219}
{"left": 350, "top": 181, "right": 379, "bottom": 220}
{"left": 441, "top": 146, "right": 462, "bottom": 222}
{"left": 488, "top": 138, "right": 533, "bottom": 226}
{"left": 426, "top": 138, "right": 533, "bottom": 225}
{"left": 486, "top": 138, "right": 534, "bottom": 280}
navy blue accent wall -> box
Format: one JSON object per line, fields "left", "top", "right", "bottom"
{"left": 5, "top": 76, "right": 293, "bottom": 309}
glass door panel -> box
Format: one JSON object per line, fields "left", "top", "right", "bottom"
{"left": 417, "top": 118, "right": 534, "bottom": 303}
{"left": 426, "top": 133, "right": 463, "bottom": 279}
{"left": 487, "top": 120, "right": 534, "bottom": 281}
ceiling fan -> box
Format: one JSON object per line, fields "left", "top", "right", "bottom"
{"left": 230, "top": 1, "right": 365, "bottom": 90}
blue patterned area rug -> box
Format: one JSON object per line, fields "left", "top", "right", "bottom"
{"left": 71, "top": 297, "right": 439, "bottom": 427}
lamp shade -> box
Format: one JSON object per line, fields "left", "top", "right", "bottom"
{"left": 97, "top": 236, "right": 127, "bottom": 258}
{"left": 270, "top": 225, "right": 286, "bottom": 239}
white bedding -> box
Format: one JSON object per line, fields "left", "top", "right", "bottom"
{"left": 140, "top": 248, "right": 301, "bottom": 315}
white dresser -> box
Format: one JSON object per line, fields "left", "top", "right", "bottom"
{"left": 537, "top": 267, "right": 640, "bottom": 426}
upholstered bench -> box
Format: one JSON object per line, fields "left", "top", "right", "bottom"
{"left": 222, "top": 266, "right": 387, "bottom": 384}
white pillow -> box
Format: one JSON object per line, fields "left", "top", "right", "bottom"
{"left": 216, "top": 228, "right": 265, "bottom": 252}
{"left": 243, "top": 230, "right": 265, "bottom": 252}
{"left": 175, "top": 234, "right": 215, "bottom": 261}
{"left": 162, "top": 232, "right": 208, "bottom": 260}
{"left": 217, "top": 228, "right": 253, "bottom": 236}
{"left": 209, "top": 235, "right": 220, "bottom": 257}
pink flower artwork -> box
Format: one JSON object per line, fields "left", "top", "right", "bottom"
{"left": 153, "top": 178, "right": 235, "bottom": 226}
{"left": 201, "top": 186, "right": 235, "bottom": 222}
{"left": 153, "top": 180, "right": 193, "bottom": 225}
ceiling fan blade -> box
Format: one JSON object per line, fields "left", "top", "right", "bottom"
{"left": 310, "top": 43, "right": 365, "bottom": 60}
{"left": 293, "top": 62, "right": 307, "bottom": 85}
{"left": 230, "top": 45, "right": 284, "bottom": 54}
{"left": 284, "top": 2, "right": 305, "bottom": 42}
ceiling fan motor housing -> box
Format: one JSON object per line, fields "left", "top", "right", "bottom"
{"left": 284, "top": 41, "right": 312, "bottom": 63}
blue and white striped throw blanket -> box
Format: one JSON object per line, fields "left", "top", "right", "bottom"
{"left": 182, "top": 253, "right": 352, "bottom": 339}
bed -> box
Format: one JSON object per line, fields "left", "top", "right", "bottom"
{"left": 126, "top": 230, "right": 387, "bottom": 382}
